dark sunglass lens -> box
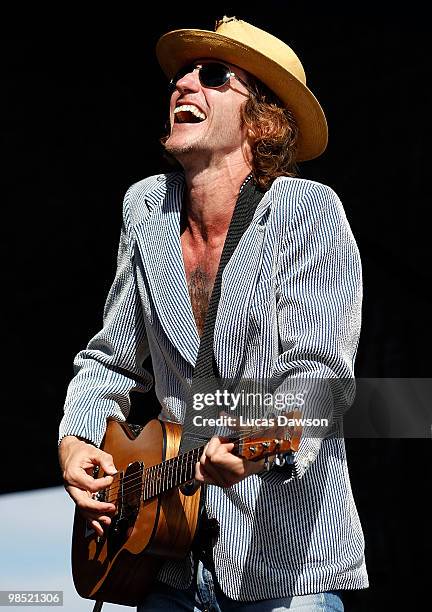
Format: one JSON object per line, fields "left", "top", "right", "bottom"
{"left": 199, "top": 63, "right": 230, "bottom": 88}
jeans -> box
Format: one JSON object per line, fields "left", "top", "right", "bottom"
{"left": 137, "top": 559, "right": 344, "bottom": 611}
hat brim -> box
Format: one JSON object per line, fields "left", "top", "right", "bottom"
{"left": 156, "top": 29, "right": 328, "bottom": 162}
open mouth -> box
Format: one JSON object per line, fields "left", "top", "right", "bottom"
{"left": 174, "top": 104, "right": 207, "bottom": 124}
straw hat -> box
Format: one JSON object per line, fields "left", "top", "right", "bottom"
{"left": 156, "top": 16, "right": 328, "bottom": 161}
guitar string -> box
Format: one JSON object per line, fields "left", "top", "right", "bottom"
{"left": 103, "top": 446, "right": 203, "bottom": 501}
{"left": 104, "top": 455, "right": 201, "bottom": 503}
{"left": 105, "top": 466, "right": 202, "bottom": 505}
{"left": 104, "top": 438, "right": 295, "bottom": 505}
{"left": 105, "top": 451, "right": 202, "bottom": 501}
{"left": 108, "top": 469, "right": 198, "bottom": 504}
{"left": 102, "top": 425, "right": 295, "bottom": 504}
{"left": 103, "top": 423, "right": 295, "bottom": 502}
{"left": 103, "top": 425, "right": 259, "bottom": 497}
{"left": 103, "top": 422, "right": 285, "bottom": 497}
{"left": 106, "top": 449, "right": 205, "bottom": 503}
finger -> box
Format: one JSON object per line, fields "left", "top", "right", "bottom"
{"left": 203, "top": 437, "right": 221, "bottom": 456}
{"left": 198, "top": 440, "right": 232, "bottom": 486}
{"left": 205, "top": 437, "right": 234, "bottom": 459}
{"left": 89, "top": 472, "right": 116, "bottom": 492}
{"left": 89, "top": 519, "right": 105, "bottom": 537}
{"left": 96, "top": 450, "right": 117, "bottom": 476}
{"left": 66, "top": 486, "right": 116, "bottom": 514}
{"left": 194, "top": 461, "right": 218, "bottom": 486}
{"left": 84, "top": 512, "right": 113, "bottom": 526}
{"left": 197, "top": 454, "right": 235, "bottom": 488}
{"left": 65, "top": 468, "right": 115, "bottom": 493}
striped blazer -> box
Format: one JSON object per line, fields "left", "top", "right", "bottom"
{"left": 59, "top": 172, "right": 368, "bottom": 600}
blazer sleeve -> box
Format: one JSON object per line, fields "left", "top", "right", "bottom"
{"left": 58, "top": 187, "right": 153, "bottom": 447}
{"left": 265, "top": 181, "right": 362, "bottom": 482}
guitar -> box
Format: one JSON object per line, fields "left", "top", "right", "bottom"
{"left": 72, "top": 416, "right": 301, "bottom": 606}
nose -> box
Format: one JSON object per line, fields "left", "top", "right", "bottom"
{"left": 175, "top": 67, "right": 200, "bottom": 94}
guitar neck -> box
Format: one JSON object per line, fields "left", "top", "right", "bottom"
{"left": 129, "top": 416, "right": 301, "bottom": 502}
{"left": 141, "top": 434, "right": 252, "bottom": 500}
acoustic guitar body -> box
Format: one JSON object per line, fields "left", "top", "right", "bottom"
{"left": 72, "top": 419, "right": 201, "bottom": 606}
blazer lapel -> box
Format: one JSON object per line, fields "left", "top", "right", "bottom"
{"left": 134, "top": 174, "right": 200, "bottom": 367}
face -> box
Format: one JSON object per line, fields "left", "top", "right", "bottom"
{"left": 164, "top": 60, "right": 252, "bottom": 166}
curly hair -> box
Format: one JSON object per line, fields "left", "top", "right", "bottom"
{"left": 242, "top": 79, "right": 299, "bottom": 190}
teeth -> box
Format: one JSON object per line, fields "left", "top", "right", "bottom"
{"left": 174, "top": 104, "right": 206, "bottom": 121}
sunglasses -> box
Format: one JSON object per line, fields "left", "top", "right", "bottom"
{"left": 168, "top": 61, "right": 253, "bottom": 94}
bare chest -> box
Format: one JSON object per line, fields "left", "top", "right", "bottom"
{"left": 181, "top": 237, "right": 223, "bottom": 337}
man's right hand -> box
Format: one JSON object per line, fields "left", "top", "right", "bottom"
{"left": 59, "top": 436, "right": 118, "bottom": 537}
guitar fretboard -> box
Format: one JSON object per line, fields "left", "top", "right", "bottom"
{"left": 142, "top": 445, "right": 205, "bottom": 501}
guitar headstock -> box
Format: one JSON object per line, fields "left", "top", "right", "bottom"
{"left": 233, "top": 411, "right": 302, "bottom": 461}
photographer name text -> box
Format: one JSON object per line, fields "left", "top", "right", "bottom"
{"left": 192, "top": 415, "right": 328, "bottom": 428}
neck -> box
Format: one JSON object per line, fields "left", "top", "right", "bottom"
{"left": 181, "top": 154, "right": 252, "bottom": 246}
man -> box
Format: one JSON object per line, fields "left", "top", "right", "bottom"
{"left": 59, "top": 17, "right": 368, "bottom": 611}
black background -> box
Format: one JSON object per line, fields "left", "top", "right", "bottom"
{"left": 2, "top": 4, "right": 431, "bottom": 610}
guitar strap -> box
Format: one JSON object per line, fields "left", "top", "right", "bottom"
{"left": 179, "top": 174, "right": 267, "bottom": 453}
